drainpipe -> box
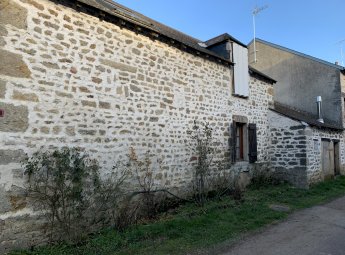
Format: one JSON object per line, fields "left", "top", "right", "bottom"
{"left": 316, "top": 96, "right": 324, "bottom": 123}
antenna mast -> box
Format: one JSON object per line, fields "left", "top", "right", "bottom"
{"left": 337, "top": 39, "right": 345, "bottom": 66}
{"left": 252, "top": 5, "right": 268, "bottom": 63}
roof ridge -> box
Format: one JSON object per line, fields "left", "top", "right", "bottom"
{"left": 254, "top": 38, "right": 345, "bottom": 71}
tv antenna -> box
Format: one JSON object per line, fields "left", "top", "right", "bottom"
{"left": 252, "top": 5, "right": 268, "bottom": 63}
{"left": 336, "top": 39, "right": 345, "bottom": 66}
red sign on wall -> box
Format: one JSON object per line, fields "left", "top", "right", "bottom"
{"left": 0, "top": 109, "right": 4, "bottom": 117}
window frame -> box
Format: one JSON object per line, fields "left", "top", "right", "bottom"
{"left": 231, "top": 116, "right": 258, "bottom": 164}
{"left": 235, "top": 122, "right": 248, "bottom": 162}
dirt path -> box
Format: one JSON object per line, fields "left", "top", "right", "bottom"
{"left": 219, "top": 196, "right": 345, "bottom": 255}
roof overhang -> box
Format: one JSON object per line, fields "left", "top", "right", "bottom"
{"left": 204, "top": 33, "right": 248, "bottom": 48}
{"left": 249, "top": 66, "right": 276, "bottom": 84}
{"left": 52, "top": 0, "right": 234, "bottom": 66}
{"left": 271, "top": 102, "right": 344, "bottom": 131}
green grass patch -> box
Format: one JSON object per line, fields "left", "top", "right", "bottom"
{"left": 11, "top": 176, "right": 345, "bottom": 255}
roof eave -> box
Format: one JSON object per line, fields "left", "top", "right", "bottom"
{"left": 249, "top": 66, "right": 276, "bottom": 84}
{"left": 53, "top": 0, "right": 233, "bottom": 66}
{"left": 270, "top": 104, "right": 344, "bottom": 131}
{"left": 205, "top": 33, "right": 248, "bottom": 48}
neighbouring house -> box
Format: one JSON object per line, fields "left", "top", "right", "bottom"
{"left": 0, "top": 0, "right": 275, "bottom": 251}
{"left": 248, "top": 38, "right": 345, "bottom": 187}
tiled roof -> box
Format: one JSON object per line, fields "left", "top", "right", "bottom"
{"left": 271, "top": 102, "right": 343, "bottom": 131}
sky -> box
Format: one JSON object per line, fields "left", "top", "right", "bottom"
{"left": 114, "top": 0, "right": 345, "bottom": 66}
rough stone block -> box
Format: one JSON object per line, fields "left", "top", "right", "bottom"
{"left": 267, "top": 87, "right": 274, "bottom": 96}
{"left": 130, "top": 84, "right": 141, "bottom": 92}
{"left": 0, "top": 50, "right": 31, "bottom": 78}
{"left": 65, "top": 126, "right": 75, "bottom": 136}
{"left": 0, "top": 0, "right": 27, "bottom": 29}
{"left": 0, "top": 149, "right": 25, "bottom": 165}
{"left": 0, "top": 25, "right": 7, "bottom": 46}
{"left": 0, "top": 186, "right": 11, "bottom": 214}
{"left": 81, "top": 100, "right": 96, "bottom": 108}
{"left": 100, "top": 59, "right": 137, "bottom": 73}
{"left": 21, "top": 0, "right": 44, "bottom": 10}
{"left": 92, "top": 77, "right": 102, "bottom": 84}
{"left": 0, "top": 102, "right": 29, "bottom": 132}
{"left": 0, "top": 79, "right": 6, "bottom": 98}
{"left": 8, "top": 185, "right": 27, "bottom": 211}
{"left": 12, "top": 90, "right": 38, "bottom": 102}
{"left": 99, "top": 101, "right": 110, "bottom": 109}
{"left": 300, "top": 158, "right": 307, "bottom": 165}
{"left": 55, "top": 91, "right": 73, "bottom": 99}
{"left": 42, "top": 61, "right": 59, "bottom": 69}
{"left": 149, "top": 117, "right": 159, "bottom": 122}
{"left": 290, "top": 125, "right": 305, "bottom": 130}
{"left": 0, "top": 25, "right": 7, "bottom": 36}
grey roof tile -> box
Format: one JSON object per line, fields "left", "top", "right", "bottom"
{"left": 271, "top": 102, "right": 343, "bottom": 131}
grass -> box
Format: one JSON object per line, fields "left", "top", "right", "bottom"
{"left": 11, "top": 176, "right": 345, "bottom": 255}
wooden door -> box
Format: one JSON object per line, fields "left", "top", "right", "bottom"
{"left": 321, "top": 140, "right": 335, "bottom": 179}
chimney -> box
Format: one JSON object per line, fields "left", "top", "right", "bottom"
{"left": 316, "top": 96, "right": 324, "bottom": 123}
{"left": 335, "top": 61, "right": 339, "bottom": 65}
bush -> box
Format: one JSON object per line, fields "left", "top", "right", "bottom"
{"left": 23, "top": 147, "right": 127, "bottom": 243}
{"left": 188, "top": 120, "right": 233, "bottom": 206}
{"left": 129, "top": 148, "right": 163, "bottom": 219}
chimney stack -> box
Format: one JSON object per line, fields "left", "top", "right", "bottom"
{"left": 316, "top": 96, "right": 324, "bottom": 123}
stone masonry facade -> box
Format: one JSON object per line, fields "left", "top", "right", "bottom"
{"left": 307, "top": 128, "right": 345, "bottom": 183}
{"left": 0, "top": 0, "right": 274, "bottom": 251}
{"left": 269, "top": 111, "right": 345, "bottom": 188}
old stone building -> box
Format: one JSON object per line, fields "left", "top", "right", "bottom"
{"left": 249, "top": 39, "right": 345, "bottom": 187}
{"left": 0, "top": 0, "right": 275, "bottom": 251}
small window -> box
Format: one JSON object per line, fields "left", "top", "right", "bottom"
{"left": 231, "top": 122, "right": 257, "bottom": 163}
{"left": 236, "top": 123, "right": 245, "bottom": 161}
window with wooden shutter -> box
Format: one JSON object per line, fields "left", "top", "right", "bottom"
{"left": 231, "top": 121, "right": 249, "bottom": 162}
{"left": 236, "top": 123, "right": 245, "bottom": 161}
{"left": 248, "top": 123, "right": 258, "bottom": 163}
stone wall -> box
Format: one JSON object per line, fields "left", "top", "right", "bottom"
{"left": 306, "top": 128, "right": 345, "bottom": 184}
{"left": 269, "top": 110, "right": 345, "bottom": 188}
{"left": 0, "top": 0, "right": 274, "bottom": 252}
{"left": 269, "top": 111, "right": 308, "bottom": 188}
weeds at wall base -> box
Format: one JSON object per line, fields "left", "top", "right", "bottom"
{"left": 11, "top": 177, "right": 345, "bottom": 255}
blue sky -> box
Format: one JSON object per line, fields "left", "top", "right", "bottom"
{"left": 115, "top": 0, "right": 345, "bottom": 66}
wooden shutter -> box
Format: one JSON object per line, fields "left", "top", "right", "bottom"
{"left": 233, "top": 43, "right": 249, "bottom": 97}
{"left": 230, "top": 122, "right": 237, "bottom": 163}
{"left": 248, "top": 123, "right": 257, "bottom": 163}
